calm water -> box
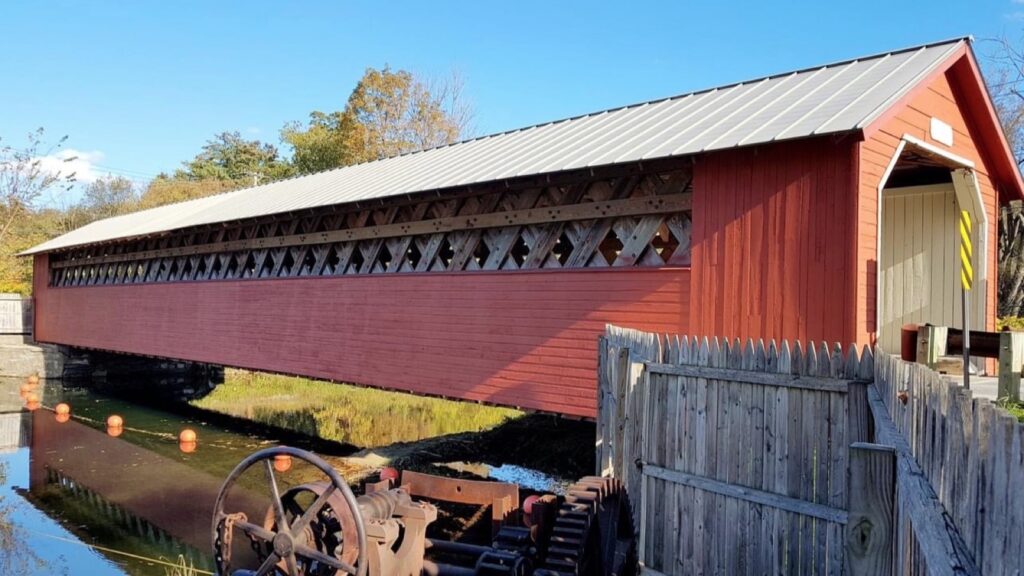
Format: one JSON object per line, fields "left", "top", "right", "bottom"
{"left": 0, "top": 376, "right": 355, "bottom": 576}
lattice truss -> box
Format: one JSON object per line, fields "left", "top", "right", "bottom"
{"left": 49, "top": 168, "right": 693, "bottom": 287}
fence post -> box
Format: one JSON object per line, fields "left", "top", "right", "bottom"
{"left": 915, "top": 325, "right": 947, "bottom": 369}
{"left": 998, "top": 331, "right": 1024, "bottom": 402}
{"left": 846, "top": 442, "right": 896, "bottom": 576}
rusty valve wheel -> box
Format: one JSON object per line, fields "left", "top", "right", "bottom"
{"left": 212, "top": 446, "right": 367, "bottom": 576}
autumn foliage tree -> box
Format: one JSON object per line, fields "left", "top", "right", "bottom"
{"left": 282, "top": 66, "right": 472, "bottom": 174}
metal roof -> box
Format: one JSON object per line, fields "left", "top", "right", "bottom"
{"left": 25, "top": 38, "right": 967, "bottom": 255}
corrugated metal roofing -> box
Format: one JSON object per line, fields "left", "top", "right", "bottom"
{"left": 25, "top": 38, "right": 967, "bottom": 255}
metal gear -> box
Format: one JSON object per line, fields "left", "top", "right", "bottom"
{"left": 534, "top": 476, "right": 634, "bottom": 576}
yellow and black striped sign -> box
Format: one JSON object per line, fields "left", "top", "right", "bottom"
{"left": 960, "top": 210, "right": 973, "bottom": 290}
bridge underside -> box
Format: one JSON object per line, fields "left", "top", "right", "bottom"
{"left": 32, "top": 163, "right": 695, "bottom": 418}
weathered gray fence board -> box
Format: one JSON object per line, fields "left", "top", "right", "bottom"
{"left": 602, "top": 325, "right": 868, "bottom": 575}
{"left": 872, "top": 350, "right": 1008, "bottom": 576}
{"left": 0, "top": 296, "right": 31, "bottom": 335}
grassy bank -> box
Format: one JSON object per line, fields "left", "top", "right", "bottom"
{"left": 191, "top": 371, "right": 523, "bottom": 448}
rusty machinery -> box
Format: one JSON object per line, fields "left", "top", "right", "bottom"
{"left": 212, "top": 447, "right": 634, "bottom": 576}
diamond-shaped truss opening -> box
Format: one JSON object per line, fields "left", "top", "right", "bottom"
{"left": 168, "top": 259, "right": 180, "bottom": 278}
{"left": 211, "top": 257, "right": 223, "bottom": 275}
{"left": 279, "top": 250, "right": 296, "bottom": 275}
{"left": 375, "top": 244, "right": 393, "bottom": 270}
{"left": 196, "top": 258, "right": 207, "bottom": 277}
{"left": 181, "top": 259, "right": 194, "bottom": 278}
{"left": 649, "top": 222, "right": 680, "bottom": 264}
{"left": 405, "top": 242, "right": 422, "bottom": 269}
{"left": 301, "top": 249, "right": 317, "bottom": 274}
{"left": 472, "top": 238, "right": 491, "bottom": 267}
{"left": 242, "top": 253, "right": 257, "bottom": 276}
{"left": 326, "top": 246, "right": 341, "bottom": 273}
{"left": 349, "top": 248, "right": 365, "bottom": 273}
{"left": 225, "top": 256, "right": 239, "bottom": 277}
{"left": 136, "top": 264, "right": 146, "bottom": 278}
{"left": 552, "top": 231, "right": 574, "bottom": 265}
{"left": 599, "top": 229, "right": 624, "bottom": 264}
{"left": 510, "top": 236, "right": 530, "bottom": 267}
{"left": 438, "top": 237, "right": 455, "bottom": 268}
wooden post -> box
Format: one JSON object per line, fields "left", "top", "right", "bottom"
{"left": 998, "top": 331, "right": 1024, "bottom": 402}
{"left": 846, "top": 442, "right": 896, "bottom": 576}
{"left": 915, "top": 325, "right": 948, "bottom": 369}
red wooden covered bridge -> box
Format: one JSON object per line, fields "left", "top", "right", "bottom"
{"left": 25, "top": 38, "right": 1023, "bottom": 418}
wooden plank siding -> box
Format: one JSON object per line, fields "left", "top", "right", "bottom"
{"left": 31, "top": 254, "right": 689, "bottom": 418}
{"left": 689, "top": 137, "right": 859, "bottom": 345}
{"left": 858, "top": 65, "right": 1002, "bottom": 349}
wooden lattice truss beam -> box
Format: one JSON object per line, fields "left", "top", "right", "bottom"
{"left": 50, "top": 167, "right": 693, "bottom": 287}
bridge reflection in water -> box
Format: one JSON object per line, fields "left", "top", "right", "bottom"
{"left": 0, "top": 378, "right": 316, "bottom": 576}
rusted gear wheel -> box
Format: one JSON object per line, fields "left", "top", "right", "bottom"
{"left": 213, "top": 446, "right": 367, "bottom": 576}
{"left": 535, "top": 476, "right": 634, "bottom": 576}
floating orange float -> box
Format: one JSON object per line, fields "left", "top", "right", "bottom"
{"left": 179, "top": 440, "right": 197, "bottom": 454}
{"left": 179, "top": 428, "right": 197, "bottom": 443}
{"left": 107, "top": 415, "right": 124, "bottom": 428}
{"left": 55, "top": 403, "right": 70, "bottom": 416}
{"left": 522, "top": 494, "right": 541, "bottom": 527}
{"left": 107, "top": 425, "right": 123, "bottom": 438}
{"left": 24, "top": 393, "right": 40, "bottom": 411}
{"left": 273, "top": 454, "right": 292, "bottom": 472}
{"left": 55, "top": 413, "right": 70, "bottom": 424}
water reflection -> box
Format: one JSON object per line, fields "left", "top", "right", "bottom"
{"left": 0, "top": 377, "right": 358, "bottom": 575}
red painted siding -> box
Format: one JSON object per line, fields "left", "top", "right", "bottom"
{"left": 32, "top": 254, "right": 689, "bottom": 418}
{"left": 688, "top": 137, "right": 859, "bottom": 344}
{"left": 857, "top": 63, "right": 1002, "bottom": 347}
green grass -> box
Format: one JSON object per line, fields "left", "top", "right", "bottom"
{"left": 191, "top": 371, "right": 523, "bottom": 448}
{"left": 996, "top": 396, "right": 1024, "bottom": 422}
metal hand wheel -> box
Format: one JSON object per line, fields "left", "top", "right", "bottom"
{"left": 212, "top": 446, "right": 367, "bottom": 576}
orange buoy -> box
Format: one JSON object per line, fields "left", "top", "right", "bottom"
{"left": 380, "top": 467, "right": 400, "bottom": 482}
{"left": 107, "top": 425, "right": 123, "bottom": 438}
{"left": 179, "top": 428, "right": 197, "bottom": 443}
{"left": 27, "top": 375, "right": 39, "bottom": 386}
{"left": 55, "top": 412, "right": 70, "bottom": 424}
{"left": 273, "top": 454, "right": 292, "bottom": 473}
{"left": 179, "top": 440, "right": 197, "bottom": 454}
{"left": 25, "top": 393, "right": 40, "bottom": 411}
{"left": 107, "top": 415, "right": 124, "bottom": 428}
{"left": 522, "top": 494, "right": 541, "bottom": 527}
{"left": 19, "top": 383, "right": 32, "bottom": 394}
{"left": 55, "top": 403, "right": 70, "bottom": 416}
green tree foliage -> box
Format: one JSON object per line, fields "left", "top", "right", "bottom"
{"left": 283, "top": 66, "right": 472, "bottom": 174}
{"left": 178, "top": 131, "right": 294, "bottom": 184}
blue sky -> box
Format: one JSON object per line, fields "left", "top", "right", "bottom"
{"left": 1, "top": 0, "right": 1022, "bottom": 195}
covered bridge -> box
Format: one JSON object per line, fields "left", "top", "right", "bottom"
{"left": 25, "top": 38, "right": 1023, "bottom": 417}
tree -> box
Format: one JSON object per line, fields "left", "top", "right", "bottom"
{"left": 82, "top": 175, "right": 138, "bottom": 220}
{"left": 988, "top": 38, "right": 1024, "bottom": 316}
{"left": 0, "top": 128, "right": 76, "bottom": 246}
{"left": 282, "top": 67, "right": 473, "bottom": 174}
{"left": 137, "top": 174, "right": 240, "bottom": 210}
{"left": 0, "top": 129, "right": 77, "bottom": 294}
{"left": 179, "top": 131, "right": 294, "bottom": 184}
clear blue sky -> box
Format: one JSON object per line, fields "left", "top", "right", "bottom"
{"left": 1, "top": 0, "right": 1021, "bottom": 187}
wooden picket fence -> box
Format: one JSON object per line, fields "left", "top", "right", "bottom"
{"left": 597, "top": 325, "right": 876, "bottom": 575}
{"left": 873, "top": 350, "right": 1023, "bottom": 575}
{"left": 597, "top": 325, "right": 1021, "bottom": 575}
